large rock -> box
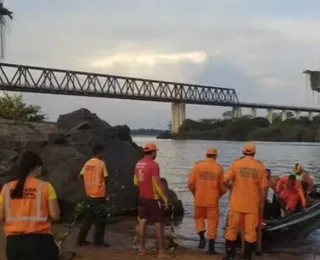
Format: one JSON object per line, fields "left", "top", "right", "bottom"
{"left": 0, "top": 108, "right": 143, "bottom": 220}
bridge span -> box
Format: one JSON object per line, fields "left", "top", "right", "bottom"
{"left": 0, "top": 62, "right": 318, "bottom": 133}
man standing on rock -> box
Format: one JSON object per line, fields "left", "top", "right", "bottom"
{"left": 77, "top": 144, "right": 109, "bottom": 247}
{"left": 223, "top": 143, "right": 267, "bottom": 260}
{"left": 134, "top": 143, "right": 170, "bottom": 258}
{"left": 188, "top": 148, "right": 226, "bottom": 255}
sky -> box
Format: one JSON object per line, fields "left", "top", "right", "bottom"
{"left": 4, "top": 0, "right": 320, "bottom": 129}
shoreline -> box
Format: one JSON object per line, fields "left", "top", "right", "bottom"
{"left": 58, "top": 220, "right": 316, "bottom": 260}
{"left": 156, "top": 136, "right": 320, "bottom": 143}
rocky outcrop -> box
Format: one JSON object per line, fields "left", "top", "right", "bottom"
{"left": 0, "top": 108, "right": 184, "bottom": 221}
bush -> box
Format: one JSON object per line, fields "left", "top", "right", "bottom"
{"left": 177, "top": 114, "right": 320, "bottom": 142}
{"left": 0, "top": 93, "right": 46, "bottom": 121}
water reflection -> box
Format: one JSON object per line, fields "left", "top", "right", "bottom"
{"left": 133, "top": 137, "right": 320, "bottom": 257}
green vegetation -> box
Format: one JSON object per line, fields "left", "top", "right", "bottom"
{"left": 0, "top": 93, "right": 46, "bottom": 121}
{"left": 175, "top": 111, "right": 320, "bottom": 142}
{"left": 131, "top": 128, "right": 165, "bottom": 136}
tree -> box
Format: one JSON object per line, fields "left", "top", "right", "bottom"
{"left": 0, "top": 2, "right": 13, "bottom": 59}
{"left": 0, "top": 93, "right": 46, "bottom": 121}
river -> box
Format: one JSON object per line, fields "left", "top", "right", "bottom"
{"left": 133, "top": 136, "right": 320, "bottom": 258}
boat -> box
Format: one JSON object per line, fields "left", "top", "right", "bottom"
{"left": 262, "top": 182, "right": 320, "bottom": 242}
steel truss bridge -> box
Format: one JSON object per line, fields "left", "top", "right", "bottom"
{"left": 0, "top": 62, "right": 319, "bottom": 113}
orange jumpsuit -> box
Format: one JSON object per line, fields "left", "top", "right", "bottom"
{"left": 276, "top": 176, "right": 306, "bottom": 211}
{"left": 188, "top": 158, "right": 226, "bottom": 239}
{"left": 224, "top": 156, "right": 267, "bottom": 243}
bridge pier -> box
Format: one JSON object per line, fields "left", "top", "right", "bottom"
{"left": 267, "top": 109, "right": 273, "bottom": 124}
{"left": 251, "top": 108, "right": 257, "bottom": 118}
{"left": 281, "top": 110, "right": 287, "bottom": 121}
{"left": 295, "top": 111, "right": 301, "bottom": 119}
{"left": 232, "top": 107, "right": 242, "bottom": 119}
{"left": 308, "top": 112, "right": 313, "bottom": 121}
{"left": 171, "top": 102, "right": 186, "bottom": 134}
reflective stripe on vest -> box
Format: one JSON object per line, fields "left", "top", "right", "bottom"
{"left": 5, "top": 182, "right": 47, "bottom": 222}
{"left": 296, "top": 173, "right": 305, "bottom": 182}
{"left": 85, "top": 166, "right": 104, "bottom": 187}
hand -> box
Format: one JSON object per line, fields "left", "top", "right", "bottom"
{"left": 164, "top": 201, "right": 169, "bottom": 211}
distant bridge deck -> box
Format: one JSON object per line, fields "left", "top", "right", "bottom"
{"left": 238, "top": 102, "right": 320, "bottom": 113}
{"left": 0, "top": 62, "right": 319, "bottom": 113}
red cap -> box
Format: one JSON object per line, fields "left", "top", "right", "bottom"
{"left": 143, "top": 143, "right": 158, "bottom": 152}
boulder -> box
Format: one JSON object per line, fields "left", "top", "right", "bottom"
{"left": 0, "top": 108, "right": 184, "bottom": 222}
{"left": 0, "top": 109, "right": 143, "bottom": 220}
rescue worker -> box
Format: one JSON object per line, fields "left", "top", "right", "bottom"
{"left": 77, "top": 144, "right": 109, "bottom": 247}
{"left": 0, "top": 151, "right": 60, "bottom": 260}
{"left": 223, "top": 143, "right": 267, "bottom": 260}
{"left": 293, "top": 163, "right": 314, "bottom": 195}
{"left": 188, "top": 148, "right": 226, "bottom": 254}
{"left": 134, "top": 143, "right": 170, "bottom": 258}
{"left": 266, "top": 169, "right": 280, "bottom": 193}
{"left": 275, "top": 174, "right": 306, "bottom": 215}
{"left": 264, "top": 169, "right": 281, "bottom": 218}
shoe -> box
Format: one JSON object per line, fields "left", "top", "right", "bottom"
{"left": 243, "top": 242, "right": 255, "bottom": 260}
{"left": 222, "top": 240, "right": 236, "bottom": 260}
{"left": 207, "top": 239, "right": 217, "bottom": 255}
{"left": 197, "top": 231, "right": 206, "bottom": 249}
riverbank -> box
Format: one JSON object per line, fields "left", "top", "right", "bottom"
{"left": 40, "top": 221, "right": 320, "bottom": 259}
{"left": 173, "top": 116, "right": 320, "bottom": 142}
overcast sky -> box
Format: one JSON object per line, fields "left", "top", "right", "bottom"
{"left": 4, "top": 0, "right": 320, "bottom": 129}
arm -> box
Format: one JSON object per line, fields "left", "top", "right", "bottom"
{"left": 47, "top": 183, "right": 60, "bottom": 221}
{"left": 224, "top": 164, "right": 235, "bottom": 185}
{"left": 151, "top": 163, "right": 168, "bottom": 204}
{"left": 133, "top": 166, "right": 139, "bottom": 187}
{"left": 259, "top": 165, "right": 268, "bottom": 207}
{"left": 275, "top": 177, "right": 284, "bottom": 193}
{"left": 0, "top": 185, "right": 6, "bottom": 222}
{"left": 304, "top": 173, "right": 314, "bottom": 193}
{"left": 218, "top": 166, "right": 227, "bottom": 197}
{"left": 103, "top": 162, "right": 108, "bottom": 184}
{"left": 298, "top": 185, "right": 307, "bottom": 208}
{"left": 187, "top": 165, "right": 197, "bottom": 195}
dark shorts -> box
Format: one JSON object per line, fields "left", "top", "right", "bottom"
{"left": 139, "top": 198, "right": 164, "bottom": 223}
{"left": 6, "top": 233, "right": 59, "bottom": 260}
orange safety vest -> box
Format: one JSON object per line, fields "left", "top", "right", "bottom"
{"left": 3, "top": 177, "right": 51, "bottom": 236}
{"left": 83, "top": 158, "right": 106, "bottom": 197}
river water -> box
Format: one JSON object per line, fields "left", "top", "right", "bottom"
{"left": 133, "top": 136, "right": 320, "bottom": 258}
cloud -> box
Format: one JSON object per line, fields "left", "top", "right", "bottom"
{"left": 4, "top": 0, "right": 320, "bottom": 128}
{"left": 90, "top": 51, "right": 208, "bottom": 69}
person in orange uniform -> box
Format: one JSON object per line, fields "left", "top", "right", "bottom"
{"left": 188, "top": 148, "right": 226, "bottom": 254}
{"left": 134, "top": 143, "right": 170, "bottom": 258}
{"left": 275, "top": 174, "right": 306, "bottom": 215}
{"left": 77, "top": 144, "right": 109, "bottom": 247}
{"left": 223, "top": 143, "right": 267, "bottom": 260}
{"left": 0, "top": 151, "right": 60, "bottom": 260}
{"left": 293, "top": 163, "right": 314, "bottom": 195}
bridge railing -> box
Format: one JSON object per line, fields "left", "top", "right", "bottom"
{"left": 0, "top": 63, "right": 239, "bottom": 105}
